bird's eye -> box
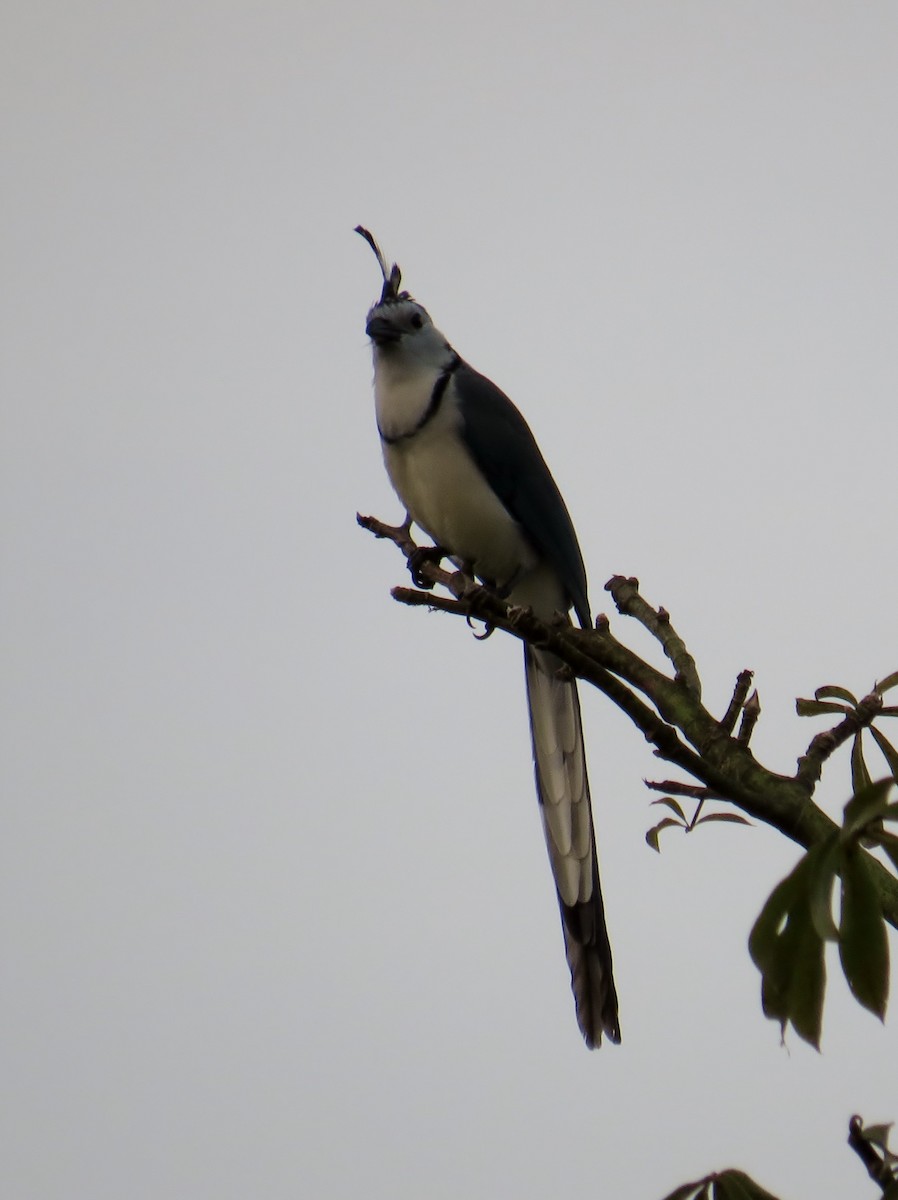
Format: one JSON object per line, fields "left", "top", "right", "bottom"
{"left": 410, "top": 313, "right": 424, "bottom": 329}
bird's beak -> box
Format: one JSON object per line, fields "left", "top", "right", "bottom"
{"left": 366, "top": 315, "right": 401, "bottom": 346}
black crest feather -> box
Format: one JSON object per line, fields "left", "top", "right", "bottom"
{"left": 355, "top": 225, "right": 405, "bottom": 303}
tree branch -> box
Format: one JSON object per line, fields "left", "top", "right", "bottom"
{"left": 737, "top": 690, "right": 761, "bottom": 747}
{"left": 604, "top": 575, "right": 701, "bottom": 697}
{"left": 645, "top": 780, "right": 725, "bottom": 802}
{"left": 848, "top": 1116, "right": 898, "bottom": 1196}
{"left": 358, "top": 512, "right": 898, "bottom": 931}
{"left": 721, "top": 670, "right": 755, "bottom": 735}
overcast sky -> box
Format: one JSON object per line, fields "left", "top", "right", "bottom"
{"left": 3, "top": 3, "right": 898, "bottom": 1198}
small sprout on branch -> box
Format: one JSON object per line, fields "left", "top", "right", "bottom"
{"left": 720, "top": 670, "right": 754, "bottom": 735}
{"left": 737, "top": 689, "right": 761, "bottom": 746}
{"left": 848, "top": 1116, "right": 898, "bottom": 1197}
{"left": 645, "top": 787, "right": 752, "bottom": 852}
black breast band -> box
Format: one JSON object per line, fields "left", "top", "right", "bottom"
{"left": 378, "top": 355, "right": 461, "bottom": 446}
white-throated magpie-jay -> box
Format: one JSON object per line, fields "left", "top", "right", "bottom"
{"left": 357, "top": 227, "right": 620, "bottom": 1048}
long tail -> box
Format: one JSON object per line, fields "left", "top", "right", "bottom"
{"left": 524, "top": 644, "right": 620, "bottom": 1048}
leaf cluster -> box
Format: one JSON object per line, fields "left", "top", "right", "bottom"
{"left": 646, "top": 794, "right": 750, "bottom": 851}
{"left": 660, "top": 1168, "right": 782, "bottom": 1200}
{"left": 748, "top": 781, "right": 896, "bottom": 1047}
{"left": 797, "top": 676, "right": 898, "bottom": 794}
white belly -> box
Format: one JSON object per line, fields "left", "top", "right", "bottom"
{"left": 383, "top": 405, "right": 538, "bottom": 590}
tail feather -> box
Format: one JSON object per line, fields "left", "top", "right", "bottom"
{"left": 524, "top": 645, "right": 620, "bottom": 1047}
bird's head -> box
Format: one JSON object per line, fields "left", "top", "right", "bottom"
{"left": 356, "top": 226, "right": 454, "bottom": 368}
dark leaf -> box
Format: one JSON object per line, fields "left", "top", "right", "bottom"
{"left": 651, "top": 796, "right": 688, "bottom": 822}
{"left": 795, "top": 698, "right": 848, "bottom": 717}
{"left": 842, "top": 779, "right": 896, "bottom": 841}
{"left": 658, "top": 1181, "right": 706, "bottom": 1200}
{"left": 782, "top": 904, "right": 826, "bottom": 1047}
{"left": 871, "top": 726, "right": 898, "bottom": 781}
{"left": 694, "top": 812, "right": 753, "bottom": 829}
{"left": 860, "top": 1122, "right": 894, "bottom": 1151}
{"left": 713, "top": 1178, "right": 747, "bottom": 1200}
{"left": 839, "top": 848, "right": 889, "bottom": 1019}
{"left": 782, "top": 921, "right": 825, "bottom": 1046}
{"left": 816, "top": 684, "right": 858, "bottom": 705}
{"left": 749, "top": 866, "right": 807, "bottom": 975}
{"left": 646, "top": 817, "right": 683, "bottom": 852}
{"left": 749, "top": 852, "right": 826, "bottom": 1046}
{"left": 851, "top": 732, "right": 872, "bottom": 794}
{"left": 713, "top": 1170, "right": 784, "bottom": 1200}
{"left": 869, "top": 829, "right": 898, "bottom": 874}
{"left": 875, "top": 671, "right": 898, "bottom": 695}
{"left": 806, "top": 837, "right": 841, "bottom": 942}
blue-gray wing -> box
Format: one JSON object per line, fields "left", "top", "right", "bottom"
{"left": 453, "top": 363, "right": 590, "bottom": 626}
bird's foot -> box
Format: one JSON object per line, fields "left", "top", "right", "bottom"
{"left": 457, "top": 574, "right": 499, "bottom": 639}
{"left": 408, "top": 544, "right": 447, "bottom": 588}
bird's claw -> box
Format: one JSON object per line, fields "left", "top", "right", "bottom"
{"left": 466, "top": 615, "right": 495, "bottom": 640}
{"left": 408, "top": 545, "right": 446, "bottom": 588}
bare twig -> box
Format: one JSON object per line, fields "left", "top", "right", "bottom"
{"left": 848, "top": 1116, "right": 898, "bottom": 1195}
{"left": 605, "top": 575, "right": 702, "bottom": 698}
{"left": 721, "top": 670, "right": 754, "bottom": 735}
{"left": 645, "top": 779, "right": 723, "bottom": 802}
{"left": 737, "top": 690, "right": 761, "bottom": 746}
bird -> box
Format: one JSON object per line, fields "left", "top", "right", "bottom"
{"left": 357, "top": 226, "right": 620, "bottom": 1048}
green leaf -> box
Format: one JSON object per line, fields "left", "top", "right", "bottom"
{"left": 646, "top": 817, "right": 683, "bottom": 852}
{"left": 860, "top": 1122, "right": 894, "bottom": 1151}
{"left": 876, "top": 671, "right": 898, "bottom": 695}
{"left": 749, "top": 865, "right": 807, "bottom": 974}
{"left": 749, "top": 852, "right": 827, "bottom": 1046}
{"left": 795, "top": 698, "right": 848, "bottom": 717}
{"left": 782, "top": 904, "right": 826, "bottom": 1047}
{"left": 713, "top": 1170, "right": 784, "bottom": 1200}
{"left": 851, "top": 732, "right": 872, "bottom": 794}
{"left": 816, "top": 684, "right": 859, "bottom": 705}
{"left": 694, "top": 812, "right": 753, "bottom": 829}
{"left": 869, "top": 829, "right": 898, "bottom": 873}
{"left": 839, "top": 847, "right": 889, "bottom": 1019}
{"left": 842, "top": 779, "right": 896, "bottom": 841}
{"left": 806, "top": 837, "right": 841, "bottom": 942}
{"left": 651, "top": 796, "right": 687, "bottom": 822}
{"left": 871, "top": 726, "right": 898, "bottom": 781}
{"left": 714, "top": 1177, "right": 750, "bottom": 1200}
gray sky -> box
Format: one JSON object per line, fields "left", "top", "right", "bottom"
{"left": 3, "top": 2, "right": 897, "bottom": 1197}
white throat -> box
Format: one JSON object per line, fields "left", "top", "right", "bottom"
{"left": 373, "top": 352, "right": 444, "bottom": 443}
